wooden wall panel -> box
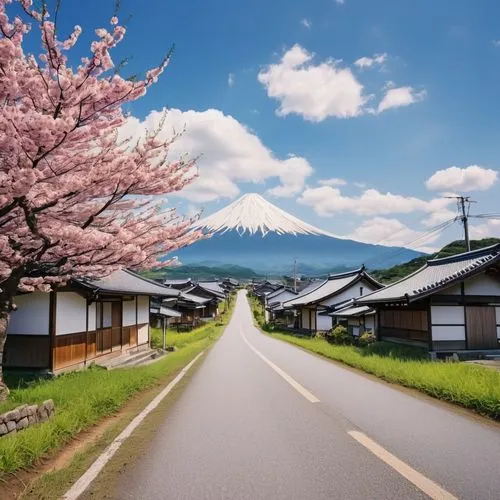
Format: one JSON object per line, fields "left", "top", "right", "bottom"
{"left": 54, "top": 332, "right": 87, "bottom": 370}
{"left": 4, "top": 335, "right": 50, "bottom": 368}
{"left": 87, "top": 331, "right": 96, "bottom": 359}
{"left": 129, "top": 325, "right": 137, "bottom": 346}
{"left": 466, "top": 306, "right": 498, "bottom": 349}
{"left": 122, "top": 326, "right": 130, "bottom": 347}
{"left": 111, "top": 327, "right": 121, "bottom": 351}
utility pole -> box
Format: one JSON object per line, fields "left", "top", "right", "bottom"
{"left": 446, "top": 195, "right": 475, "bottom": 252}
{"left": 293, "top": 259, "right": 297, "bottom": 293}
{"left": 460, "top": 196, "right": 471, "bottom": 252}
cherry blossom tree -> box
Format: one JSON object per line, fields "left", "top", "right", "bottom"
{"left": 0, "top": 0, "right": 201, "bottom": 398}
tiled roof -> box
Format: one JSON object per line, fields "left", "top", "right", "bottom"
{"left": 267, "top": 290, "right": 299, "bottom": 310}
{"left": 197, "top": 281, "right": 227, "bottom": 298}
{"left": 283, "top": 268, "right": 380, "bottom": 308}
{"left": 179, "top": 292, "right": 211, "bottom": 305}
{"left": 358, "top": 244, "right": 500, "bottom": 304}
{"left": 163, "top": 278, "right": 192, "bottom": 286}
{"left": 78, "top": 270, "right": 180, "bottom": 297}
{"left": 328, "top": 305, "right": 374, "bottom": 317}
{"left": 266, "top": 286, "right": 288, "bottom": 300}
{"left": 150, "top": 305, "right": 182, "bottom": 318}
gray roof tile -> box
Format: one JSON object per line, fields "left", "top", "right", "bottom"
{"left": 358, "top": 244, "right": 500, "bottom": 304}
{"left": 79, "top": 270, "right": 180, "bottom": 297}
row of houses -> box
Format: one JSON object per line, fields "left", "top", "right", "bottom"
{"left": 5, "top": 272, "right": 237, "bottom": 374}
{"left": 254, "top": 244, "right": 500, "bottom": 353}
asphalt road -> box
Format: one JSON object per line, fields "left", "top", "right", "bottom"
{"left": 99, "top": 291, "right": 500, "bottom": 499}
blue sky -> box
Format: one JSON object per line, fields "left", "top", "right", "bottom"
{"left": 53, "top": 1, "right": 500, "bottom": 250}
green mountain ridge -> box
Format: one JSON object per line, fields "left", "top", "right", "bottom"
{"left": 141, "top": 263, "right": 260, "bottom": 281}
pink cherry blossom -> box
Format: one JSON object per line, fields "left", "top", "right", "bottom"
{"left": 0, "top": 0, "right": 202, "bottom": 396}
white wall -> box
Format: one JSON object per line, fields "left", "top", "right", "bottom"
{"left": 301, "top": 308, "right": 310, "bottom": 329}
{"left": 56, "top": 292, "right": 87, "bottom": 335}
{"left": 431, "top": 306, "right": 464, "bottom": 325}
{"left": 7, "top": 293, "right": 50, "bottom": 335}
{"left": 102, "top": 302, "right": 112, "bottom": 328}
{"left": 432, "top": 325, "right": 466, "bottom": 341}
{"left": 123, "top": 297, "right": 137, "bottom": 326}
{"left": 365, "top": 316, "right": 375, "bottom": 331}
{"left": 320, "top": 280, "right": 378, "bottom": 308}
{"left": 88, "top": 302, "right": 96, "bottom": 331}
{"left": 137, "top": 296, "right": 149, "bottom": 324}
{"left": 316, "top": 313, "right": 332, "bottom": 331}
{"left": 138, "top": 324, "right": 149, "bottom": 345}
{"left": 465, "top": 273, "right": 500, "bottom": 296}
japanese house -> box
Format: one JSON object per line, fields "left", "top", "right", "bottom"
{"left": 357, "top": 244, "right": 500, "bottom": 351}
{"left": 325, "top": 302, "right": 376, "bottom": 337}
{"left": 5, "top": 269, "right": 179, "bottom": 373}
{"left": 283, "top": 267, "right": 383, "bottom": 332}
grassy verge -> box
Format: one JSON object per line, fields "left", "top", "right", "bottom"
{"left": 0, "top": 298, "right": 234, "bottom": 477}
{"left": 249, "top": 295, "right": 500, "bottom": 420}
{"left": 150, "top": 299, "right": 230, "bottom": 350}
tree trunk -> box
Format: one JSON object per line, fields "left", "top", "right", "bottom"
{"left": 0, "top": 272, "right": 22, "bottom": 400}
{"left": 0, "top": 303, "right": 11, "bottom": 400}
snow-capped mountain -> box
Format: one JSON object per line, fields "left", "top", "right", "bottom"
{"left": 191, "top": 193, "right": 334, "bottom": 237}
{"left": 175, "top": 193, "right": 423, "bottom": 273}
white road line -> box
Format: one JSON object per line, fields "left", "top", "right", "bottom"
{"left": 348, "top": 431, "right": 457, "bottom": 500}
{"left": 240, "top": 329, "right": 320, "bottom": 403}
{"left": 63, "top": 351, "right": 206, "bottom": 500}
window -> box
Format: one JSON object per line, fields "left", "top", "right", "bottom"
{"left": 360, "top": 286, "right": 364, "bottom": 296}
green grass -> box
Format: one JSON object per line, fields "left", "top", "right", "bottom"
{"left": 249, "top": 295, "right": 500, "bottom": 420}
{"left": 150, "top": 299, "right": 231, "bottom": 349}
{"left": 271, "top": 333, "right": 500, "bottom": 419}
{"left": 0, "top": 299, "right": 234, "bottom": 477}
{"left": 248, "top": 295, "right": 266, "bottom": 327}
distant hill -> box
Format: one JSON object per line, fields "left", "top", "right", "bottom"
{"left": 141, "top": 263, "right": 261, "bottom": 281}
{"left": 371, "top": 238, "right": 500, "bottom": 283}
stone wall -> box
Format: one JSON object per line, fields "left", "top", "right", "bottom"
{"left": 0, "top": 399, "right": 55, "bottom": 437}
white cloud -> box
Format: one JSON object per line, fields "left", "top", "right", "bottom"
{"left": 121, "top": 108, "right": 314, "bottom": 202}
{"left": 470, "top": 219, "right": 500, "bottom": 239}
{"left": 354, "top": 53, "right": 387, "bottom": 69}
{"left": 421, "top": 208, "right": 457, "bottom": 228}
{"left": 347, "top": 217, "right": 439, "bottom": 252}
{"left": 300, "top": 18, "right": 312, "bottom": 29}
{"left": 493, "top": 40, "right": 500, "bottom": 47}
{"left": 354, "top": 182, "right": 366, "bottom": 189}
{"left": 335, "top": 0, "right": 345, "bottom": 4}
{"left": 257, "top": 44, "right": 368, "bottom": 122}
{"left": 426, "top": 165, "right": 498, "bottom": 192}
{"left": 228, "top": 73, "right": 235, "bottom": 88}
{"left": 298, "top": 186, "right": 451, "bottom": 217}
{"left": 377, "top": 85, "right": 426, "bottom": 113}
{"left": 318, "top": 178, "right": 347, "bottom": 186}
{"left": 258, "top": 45, "right": 425, "bottom": 121}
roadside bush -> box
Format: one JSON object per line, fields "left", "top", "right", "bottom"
{"left": 263, "top": 322, "right": 275, "bottom": 332}
{"left": 328, "top": 325, "right": 353, "bottom": 345}
{"left": 359, "top": 331, "right": 377, "bottom": 348}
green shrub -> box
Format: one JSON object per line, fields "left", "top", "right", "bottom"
{"left": 328, "top": 325, "right": 352, "bottom": 345}
{"left": 359, "top": 331, "right": 377, "bottom": 347}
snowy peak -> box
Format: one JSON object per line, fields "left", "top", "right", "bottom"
{"left": 192, "top": 193, "right": 335, "bottom": 237}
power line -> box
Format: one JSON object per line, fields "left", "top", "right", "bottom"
{"left": 363, "top": 217, "right": 459, "bottom": 269}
